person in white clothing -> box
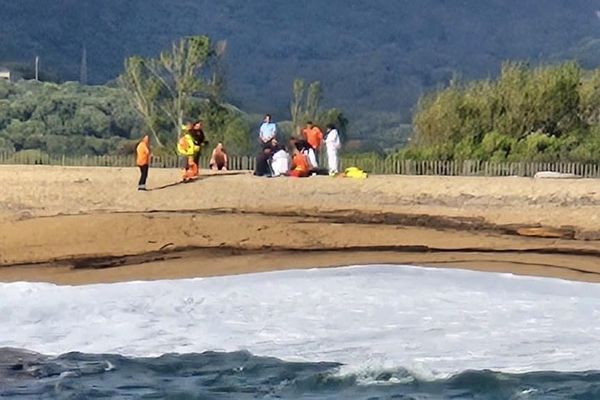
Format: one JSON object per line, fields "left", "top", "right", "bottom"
{"left": 325, "top": 123, "right": 341, "bottom": 175}
{"left": 270, "top": 145, "right": 290, "bottom": 177}
{"left": 299, "top": 140, "right": 318, "bottom": 172}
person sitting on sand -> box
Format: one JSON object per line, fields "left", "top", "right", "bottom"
{"left": 209, "top": 142, "right": 228, "bottom": 171}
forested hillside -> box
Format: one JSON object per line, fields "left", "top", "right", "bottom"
{"left": 2, "top": 0, "right": 600, "bottom": 123}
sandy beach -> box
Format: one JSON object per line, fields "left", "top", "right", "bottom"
{"left": 1, "top": 164, "right": 600, "bottom": 285}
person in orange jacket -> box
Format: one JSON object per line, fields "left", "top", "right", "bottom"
{"left": 301, "top": 121, "right": 323, "bottom": 159}
{"left": 136, "top": 135, "right": 151, "bottom": 191}
{"left": 287, "top": 144, "right": 310, "bottom": 178}
{"left": 177, "top": 125, "right": 201, "bottom": 182}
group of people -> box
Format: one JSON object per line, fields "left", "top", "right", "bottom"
{"left": 177, "top": 120, "right": 228, "bottom": 182}
{"left": 134, "top": 113, "right": 342, "bottom": 190}
{"left": 135, "top": 120, "right": 229, "bottom": 190}
{"left": 255, "top": 114, "right": 342, "bottom": 178}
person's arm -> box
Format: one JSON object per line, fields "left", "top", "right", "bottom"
{"left": 146, "top": 145, "right": 152, "bottom": 165}
{"left": 328, "top": 130, "right": 339, "bottom": 144}
{"left": 265, "top": 124, "right": 276, "bottom": 142}
{"left": 223, "top": 152, "right": 228, "bottom": 170}
{"left": 333, "top": 130, "right": 341, "bottom": 148}
{"left": 209, "top": 149, "right": 216, "bottom": 169}
{"left": 259, "top": 123, "right": 267, "bottom": 143}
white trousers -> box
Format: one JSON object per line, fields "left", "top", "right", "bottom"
{"left": 327, "top": 146, "right": 339, "bottom": 174}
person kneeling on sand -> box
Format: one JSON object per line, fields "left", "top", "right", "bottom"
{"left": 136, "top": 135, "right": 151, "bottom": 191}
{"left": 254, "top": 143, "right": 274, "bottom": 177}
{"left": 287, "top": 146, "right": 310, "bottom": 178}
{"left": 270, "top": 144, "right": 290, "bottom": 177}
{"left": 209, "top": 142, "right": 228, "bottom": 171}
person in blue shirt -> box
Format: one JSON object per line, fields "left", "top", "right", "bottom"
{"left": 259, "top": 114, "right": 277, "bottom": 146}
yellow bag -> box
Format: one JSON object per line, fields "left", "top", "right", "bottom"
{"left": 344, "top": 167, "right": 368, "bottom": 179}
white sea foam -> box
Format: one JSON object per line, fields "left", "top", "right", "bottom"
{"left": 1, "top": 265, "right": 600, "bottom": 376}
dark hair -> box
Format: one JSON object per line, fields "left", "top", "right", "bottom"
{"left": 265, "top": 113, "right": 271, "bottom": 119}
{"left": 307, "top": 120, "right": 313, "bottom": 125}
{"left": 295, "top": 139, "right": 311, "bottom": 151}
{"left": 326, "top": 123, "right": 336, "bottom": 130}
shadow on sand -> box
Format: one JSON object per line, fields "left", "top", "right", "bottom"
{"left": 148, "top": 171, "right": 251, "bottom": 191}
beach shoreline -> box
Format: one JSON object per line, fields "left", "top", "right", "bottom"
{"left": 1, "top": 165, "right": 600, "bottom": 285}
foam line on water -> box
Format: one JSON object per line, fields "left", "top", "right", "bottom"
{"left": 1, "top": 265, "right": 600, "bottom": 376}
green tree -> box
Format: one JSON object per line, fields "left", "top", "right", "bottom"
{"left": 288, "top": 78, "right": 346, "bottom": 141}
{"left": 405, "top": 61, "right": 595, "bottom": 162}
{"left": 118, "top": 56, "right": 163, "bottom": 145}
{"left": 193, "top": 99, "right": 253, "bottom": 155}
{"left": 119, "top": 35, "right": 224, "bottom": 148}
{"left": 0, "top": 80, "right": 142, "bottom": 156}
{"left": 289, "top": 79, "right": 323, "bottom": 134}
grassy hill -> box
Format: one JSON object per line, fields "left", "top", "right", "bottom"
{"left": 2, "top": 0, "right": 600, "bottom": 132}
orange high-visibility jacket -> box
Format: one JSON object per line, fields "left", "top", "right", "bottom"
{"left": 303, "top": 126, "right": 323, "bottom": 149}
{"left": 292, "top": 152, "right": 310, "bottom": 173}
{"left": 177, "top": 133, "right": 200, "bottom": 156}
{"left": 136, "top": 136, "right": 151, "bottom": 166}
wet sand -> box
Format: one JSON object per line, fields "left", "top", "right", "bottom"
{"left": 1, "top": 165, "right": 600, "bottom": 285}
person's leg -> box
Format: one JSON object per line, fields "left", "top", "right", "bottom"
{"left": 138, "top": 165, "right": 148, "bottom": 190}
{"left": 188, "top": 157, "right": 198, "bottom": 179}
{"left": 328, "top": 148, "right": 338, "bottom": 175}
{"left": 180, "top": 157, "right": 189, "bottom": 181}
{"left": 193, "top": 153, "right": 201, "bottom": 177}
{"left": 332, "top": 149, "right": 339, "bottom": 174}
{"left": 183, "top": 157, "right": 195, "bottom": 181}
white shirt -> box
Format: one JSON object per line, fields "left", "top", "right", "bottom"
{"left": 302, "top": 148, "right": 318, "bottom": 169}
{"left": 259, "top": 122, "right": 277, "bottom": 143}
{"left": 271, "top": 149, "right": 290, "bottom": 176}
{"left": 326, "top": 129, "right": 341, "bottom": 149}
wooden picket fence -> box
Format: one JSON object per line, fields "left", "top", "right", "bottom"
{"left": 338, "top": 158, "right": 600, "bottom": 178}
{"left": 0, "top": 152, "right": 257, "bottom": 171}
{"left": 1, "top": 150, "right": 600, "bottom": 177}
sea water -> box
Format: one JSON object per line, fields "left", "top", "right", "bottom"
{"left": 1, "top": 265, "right": 599, "bottom": 399}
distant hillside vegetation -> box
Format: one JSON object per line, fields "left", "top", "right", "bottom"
{"left": 2, "top": 0, "right": 600, "bottom": 126}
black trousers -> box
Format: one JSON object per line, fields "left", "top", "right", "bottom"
{"left": 138, "top": 165, "right": 149, "bottom": 186}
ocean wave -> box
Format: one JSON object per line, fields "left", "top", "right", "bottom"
{"left": 2, "top": 265, "right": 600, "bottom": 377}
{"left": 2, "top": 348, "right": 600, "bottom": 399}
